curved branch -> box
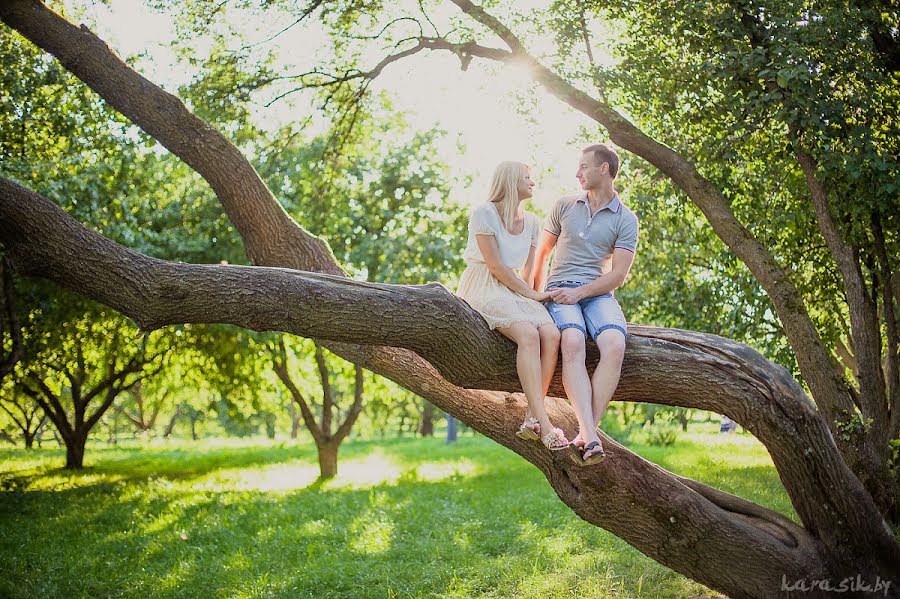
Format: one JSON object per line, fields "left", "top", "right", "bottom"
{"left": 3, "top": 176, "right": 899, "bottom": 589}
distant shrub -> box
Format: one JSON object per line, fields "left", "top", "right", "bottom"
{"left": 645, "top": 424, "right": 679, "bottom": 447}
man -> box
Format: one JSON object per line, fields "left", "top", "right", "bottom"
{"left": 533, "top": 144, "right": 638, "bottom": 465}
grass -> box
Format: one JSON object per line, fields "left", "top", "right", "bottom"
{"left": 0, "top": 427, "right": 792, "bottom": 598}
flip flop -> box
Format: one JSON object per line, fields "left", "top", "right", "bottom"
{"left": 515, "top": 417, "right": 540, "bottom": 441}
{"left": 579, "top": 441, "right": 606, "bottom": 466}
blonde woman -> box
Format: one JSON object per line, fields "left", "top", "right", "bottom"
{"left": 457, "top": 161, "right": 568, "bottom": 451}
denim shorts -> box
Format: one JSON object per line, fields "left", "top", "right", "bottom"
{"left": 545, "top": 281, "right": 628, "bottom": 341}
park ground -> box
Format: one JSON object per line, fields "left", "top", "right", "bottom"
{"left": 0, "top": 426, "right": 793, "bottom": 598}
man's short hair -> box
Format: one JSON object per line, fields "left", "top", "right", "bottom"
{"left": 583, "top": 143, "right": 619, "bottom": 179}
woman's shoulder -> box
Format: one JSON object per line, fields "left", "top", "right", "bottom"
{"left": 472, "top": 201, "right": 499, "bottom": 217}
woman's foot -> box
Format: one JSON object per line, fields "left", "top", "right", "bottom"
{"left": 515, "top": 417, "right": 541, "bottom": 441}
{"left": 569, "top": 433, "right": 586, "bottom": 450}
{"left": 542, "top": 427, "right": 569, "bottom": 451}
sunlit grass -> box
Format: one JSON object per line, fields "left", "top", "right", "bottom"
{"left": 0, "top": 430, "right": 786, "bottom": 598}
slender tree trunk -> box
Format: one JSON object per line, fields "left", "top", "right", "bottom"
{"left": 23, "top": 430, "right": 35, "bottom": 449}
{"left": 163, "top": 405, "right": 180, "bottom": 438}
{"left": 287, "top": 401, "right": 300, "bottom": 439}
{"left": 419, "top": 401, "right": 434, "bottom": 437}
{"left": 446, "top": 415, "right": 457, "bottom": 444}
{"left": 317, "top": 441, "right": 338, "bottom": 479}
{"left": 679, "top": 411, "right": 688, "bottom": 432}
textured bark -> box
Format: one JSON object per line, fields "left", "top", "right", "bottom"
{"left": 1, "top": 2, "right": 898, "bottom": 596}
{"left": 419, "top": 401, "right": 435, "bottom": 437}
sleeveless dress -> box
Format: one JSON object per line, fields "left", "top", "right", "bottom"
{"left": 456, "top": 202, "right": 554, "bottom": 330}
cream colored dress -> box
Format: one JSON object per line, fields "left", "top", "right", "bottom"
{"left": 456, "top": 202, "right": 554, "bottom": 330}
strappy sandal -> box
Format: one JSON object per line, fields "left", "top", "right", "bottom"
{"left": 579, "top": 440, "right": 606, "bottom": 465}
{"left": 542, "top": 427, "right": 569, "bottom": 451}
{"left": 515, "top": 417, "right": 541, "bottom": 441}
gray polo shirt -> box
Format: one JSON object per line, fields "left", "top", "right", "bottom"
{"left": 544, "top": 193, "right": 639, "bottom": 286}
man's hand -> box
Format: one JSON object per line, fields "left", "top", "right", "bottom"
{"left": 549, "top": 286, "right": 584, "bottom": 304}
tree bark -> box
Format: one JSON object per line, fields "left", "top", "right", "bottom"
{"left": 419, "top": 401, "right": 434, "bottom": 437}
{"left": 65, "top": 431, "right": 87, "bottom": 469}
{"left": 1, "top": 3, "right": 898, "bottom": 596}
{"left": 317, "top": 441, "right": 339, "bottom": 479}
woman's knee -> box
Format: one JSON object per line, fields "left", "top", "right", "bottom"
{"left": 538, "top": 324, "right": 561, "bottom": 348}
{"left": 515, "top": 325, "right": 541, "bottom": 350}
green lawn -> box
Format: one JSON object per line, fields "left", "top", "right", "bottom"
{"left": 0, "top": 429, "right": 792, "bottom": 598}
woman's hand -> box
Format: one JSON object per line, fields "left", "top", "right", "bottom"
{"left": 529, "top": 290, "right": 552, "bottom": 303}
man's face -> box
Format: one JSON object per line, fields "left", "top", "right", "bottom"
{"left": 517, "top": 169, "right": 535, "bottom": 200}
{"left": 576, "top": 152, "right": 607, "bottom": 190}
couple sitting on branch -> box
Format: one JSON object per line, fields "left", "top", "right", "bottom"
{"left": 457, "top": 144, "right": 638, "bottom": 466}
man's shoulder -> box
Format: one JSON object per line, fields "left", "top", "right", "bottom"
{"left": 617, "top": 200, "right": 639, "bottom": 225}
{"left": 553, "top": 194, "right": 582, "bottom": 211}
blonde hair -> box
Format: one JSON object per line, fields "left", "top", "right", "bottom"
{"left": 487, "top": 161, "right": 529, "bottom": 231}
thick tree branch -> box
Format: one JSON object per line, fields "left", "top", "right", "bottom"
{"left": 2, "top": 176, "right": 899, "bottom": 589}
{"left": 796, "top": 149, "right": 888, "bottom": 434}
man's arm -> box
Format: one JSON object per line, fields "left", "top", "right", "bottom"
{"left": 548, "top": 248, "right": 635, "bottom": 304}
{"left": 531, "top": 230, "right": 558, "bottom": 291}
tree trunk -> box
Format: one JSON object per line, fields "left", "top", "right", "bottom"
{"left": 317, "top": 441, "right": 339, "bottom": 479}
{"left": 23, "top": 430, "right": 35, "bottom": 449}
{"left": 65, "top": 432, "right": 87, "bottom": 469}
{"left": 287, "top": 401, "right": 300, "bottom": 439}
{"left": 163, "top": 405, "right": 180, "bottom": 438}
{"left": 679, "top": 411, "right": 688, "bottom": 432}
{"left": 446, "top": 415, "right": 457, "bottom": 443}
{"left": 419, "top": 401, "right": 434, "bottom": 437}
{"left": 264, "top": 412, "right": 276, "bottom": 439}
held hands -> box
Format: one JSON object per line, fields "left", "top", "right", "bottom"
{"left": 530, "top": 290, "right": 552, "bottom": 303}
{"left": 548, "top": 286, "right": 584, "bottom": 305}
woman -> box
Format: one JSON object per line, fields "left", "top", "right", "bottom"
{"left": 457, "top": 161, "right": 568, "bottom": 451}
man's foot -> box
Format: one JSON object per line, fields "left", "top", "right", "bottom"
{"left": 579, "top": 440, "right": 606, "bottom": 466}
{"left": 515, "top": 417, "right": 540, "bottom": 441}
{"left": 542, "top": 427, "right": 569, "bottom": 451}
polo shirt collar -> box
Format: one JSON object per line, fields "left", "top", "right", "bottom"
{"left": 577, "top": 192, "right": 621, "bottom": 213}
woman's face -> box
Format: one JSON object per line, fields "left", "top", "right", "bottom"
{"left": 517, "top": 169, "right": 535, "bottom": 200}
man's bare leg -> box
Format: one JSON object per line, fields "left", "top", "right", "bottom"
{"left": 591, "top": 329, "right": 626, "bottom": 429}
{"left": 560, "top": 328, "right": 600, "bottom": 448}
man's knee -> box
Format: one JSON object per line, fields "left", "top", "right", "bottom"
{"left": 596, "top": 330, "right": 626, "bottom": 363}
{"left": 560, "top": 328, "right": 586, "bottom": 359}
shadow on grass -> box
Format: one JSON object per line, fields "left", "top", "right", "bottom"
{"left": 0, "top": 438, "right": 714, "bottom": 598}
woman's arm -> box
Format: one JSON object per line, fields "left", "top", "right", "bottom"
{"left": 476, "top": 234, "right": 549, "bottom": 301}
{"left": 520, "top": 245, "right": 538, "bottom": 288}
